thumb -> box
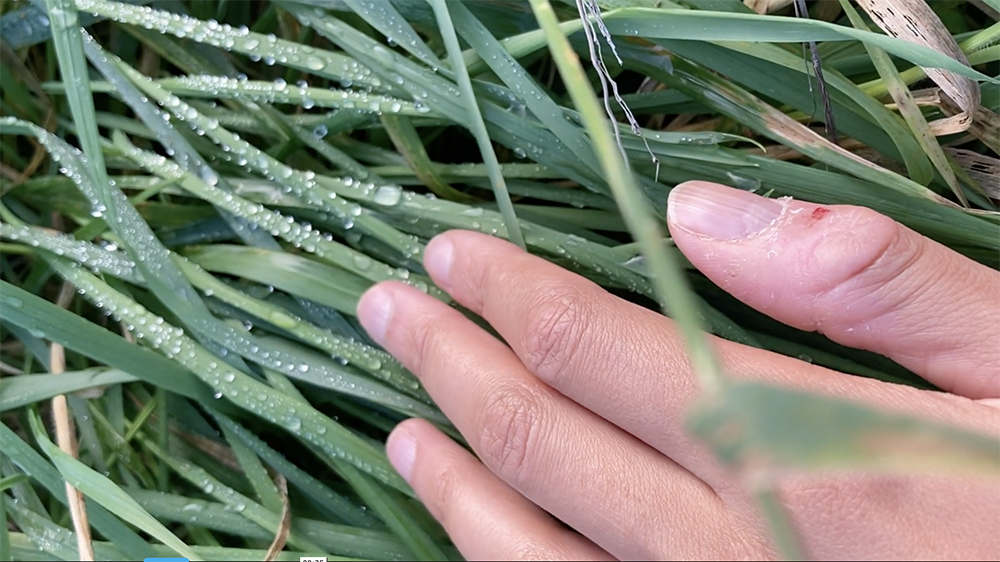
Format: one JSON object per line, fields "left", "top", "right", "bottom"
{"left": 667, "top": 181, "right": 999, "bottom": 399}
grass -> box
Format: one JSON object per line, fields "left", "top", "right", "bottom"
{"left": 0, "top": 0, "right": 997, "bottom": 559}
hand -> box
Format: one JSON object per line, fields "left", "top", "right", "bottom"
{"left": 357, "top": 181, "right": 1000, "bottom": 560}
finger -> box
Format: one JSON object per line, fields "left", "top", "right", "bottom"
{"left": 667, "top": 181, "right": 1000, "bottom": 399}
{"left": 415, "top": 229, "right": 1000, "bottom": 498}
{"left": 357, "top": 283, "right": 748, "bottom": 560}
{"left": 386, "top": 418, "right": 613, "bottom": 562}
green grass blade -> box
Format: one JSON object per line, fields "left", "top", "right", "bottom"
{"left": 427, "top": 0, "right": 525, "bottom": 249}
{"left": 0, "top": 369, "right": 138, "bottom": 412}
{"left": 26, "top": 409, "right": 200, "bottom": 560}
{"left": 37, "top": 260, "right": 411, "bottom": 494}
{"left": 0, "top": 281, "right": 217, "bottom": 404}
{"left": 602, "top": 7, "right": 997, "bottom": 83}
{"left": 529, "top": 0, "right": 724, "bottom": 389}
{"left": 209, "top": 411, "right": 383, "bottom": 529}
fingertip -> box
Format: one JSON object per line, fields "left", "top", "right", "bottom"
{"left": 386, "top": 420, "right": 420, "bottom": 483}
{"left": 424, "top": 234, "right": 456, "bottom": 290}
{"left": 667, "top": 181, "right": 785, "bottom": 241}
{"left": 357, "top": 283, "right": 396, "bottom": 345}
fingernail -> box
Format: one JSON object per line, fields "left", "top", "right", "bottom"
{"left": 668, "top": 181, "right": 783, "bottom": 240}
{"left": 386, "top": 427, "right": 416, "bottom": 483}
{"left": 357, "top": 285, "right": 394, "bottom": 344}
{"left": 424, "top": 236, "right": 454, "bottom": 290}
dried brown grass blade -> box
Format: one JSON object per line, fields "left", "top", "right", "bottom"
{"left": 947, "top": 148, "right": 1000, "bottom": 199}
{"left": 911, "top": 87, "right": 1000, "bottom": 154}
{"left": 263, "top": 473, "right": 291, "bottom": 561}
{"left": 50, "top": 282, "right": 95, "bottom": 562}
{"left": 855, "top": 0, "right": 981, "bottom": 136}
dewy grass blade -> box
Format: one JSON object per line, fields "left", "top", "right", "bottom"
{"left": 171, "top": 258, "right": 432, "bottom": 405}
{"left": 39, "top": 258, "right": 411, "bottom": 495}
{"left": 39, "top": 1, "right": 227, "bottom": 349}
{"left": 126, "top": 488, "right": 411, "bottom": 559}
{"left": 149, "top": 77, "right": 429, "bottom": 116}
{"left": 0, "top": 222, "right": 143, "bottom": 284}
{"left": 6, "top": 498, "right": 91, "bottom": 561}
{"left": 109, "top": 59, "right": 429, "bottom": 264}
{"left": 209, "top": 411, "right": 383, "bottom": 529}
{"left": 80, "top": 32, "right": 292, "bottom": 253}
{"left": 0, "top": 424, "right": 156, "bottom": 561}
{"left": 26, "top": 409, "right": 200, "bottom": 561}
{"left": 73, "top": 0, "right": 384, "bottom": 89}
{"left": 0, "top": 282, "right": 218, "bottom": 404}
{"left": 529, "top": 0, "right": 724, "bottom": 390}
{"left": 341, "top": 0, "right": 443, "bottom": 69}
{"left": 110, "top": 132, "right": 433, "bottom": 292}
{"left": 136, "top": 436, "right": 327, "bottom": 556}
{"left": 427, "top": 0, "right": 525, "bottom": 250}
{"left": 449, "top": 2, "right": 602, "bottom": 179}
{"left": 264, "top": 375, "right": 449, "bottom": 562}
{"left": 4, "top": 120, "right": 428, "bottom": 409}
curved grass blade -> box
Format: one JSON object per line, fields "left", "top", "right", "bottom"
{"left": 0, "top": 369, "right": 138, "bottom": 413}
{"left": 669, "top": 39, "right": 935, "bottom": 184}
{"left": 264, "top": 375, "right": 449, "bottom": 562}
{"left": 601, "top": 7, "right": 997, "bottom": 83}
{"left": 110, "top": 133, "right": 430, "bottom": 292}
{"left": 0, "top": 282, "right": 217, "bottom": 404}
{"left": 126, "top": 488, "right": 410, "bottom": 560}
{"left": 39, "top": 0, "right": 230, "bottom": 356}
{"left": 26, "top": 409, "right": 200, "bottom": 560}
{"left": 209, "top": 411, "right": 383, "bottom": 529}
{"left": 621, "top": 52, "right": 962, "bottom": 206}
{"left": 136, "top": 436, "right": 327, "bottom": 555}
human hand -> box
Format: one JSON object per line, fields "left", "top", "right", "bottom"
{"left": 357, "top": 181, "right": 1000, "bottom": 560}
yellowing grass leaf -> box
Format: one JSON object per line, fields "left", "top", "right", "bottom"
{"left": 855, "top": 0, "right": 981, "bottom": 136}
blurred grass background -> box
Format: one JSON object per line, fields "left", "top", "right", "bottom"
{"left": 0, "top": 0, "right": 997, "bottom": 559}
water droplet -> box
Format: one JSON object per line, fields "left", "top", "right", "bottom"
{"left": 372, "top": 185, "right": 402, "bottom": 206}
{"left": 305, "top": 56, "right": 325, "bottom": 71}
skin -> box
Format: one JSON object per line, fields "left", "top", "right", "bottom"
{"left": 356, "top": 181, "right": 1000, "bottom": 560}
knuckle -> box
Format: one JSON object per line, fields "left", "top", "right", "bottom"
{"left": 399, "top": 313, "right": 443, "bottom": 377}
{"left": 810, "top": 209, "right": 925, "bottom": 329}
{"left": 476, "top": 383, "right": 545, "bottom": 485}
{"left": 509, "top": 540, "right": 570, "bottom": 561}
{"left": 519, "top": 284, "right": 592, "bottom": 383}
{"left": 424, "top": 460, "right": 464, "bottom": 528}
{"left": 821, "top": 209, "right": 918, "bottom": 296}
